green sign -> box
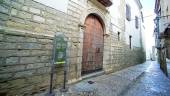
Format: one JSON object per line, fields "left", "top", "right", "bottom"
{"left": 54, "top": 33, "right": 67, "bottom": 65}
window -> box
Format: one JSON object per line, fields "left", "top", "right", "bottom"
{"left": 118, "top": 32, "right": 120, "bottom": 41}
{"left": 135, "top": 16, "right": 139, "bottom": 29}
{"left": 129, "top": 35, "right": 132, "bottom": 49}
{"left": 141, "top": 12, "right": 144, "bottom": 22}
{"left": 126, "top": 4, "right": 131, "bottom": 21}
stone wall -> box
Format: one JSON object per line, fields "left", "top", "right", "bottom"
{"left": 0, "top": 0, "right": 68, "bottom": 95}
{"left": 0, "top": 29, "right": 66, "bottom": 96}
{"left": 165, "top": 38, "right": 170, "bottom": 59}
{"left": 103, "top": 31, "right": 145, "bottom": 73}
{"left": 0, "top": 0, "right": 145, "bottom": 95}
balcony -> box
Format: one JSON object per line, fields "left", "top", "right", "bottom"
{"left": 97, "top": 0, "right": 112, "bottom": 7}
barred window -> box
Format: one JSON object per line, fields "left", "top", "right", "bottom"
{"left": 135, "top": 16, "right": 139, "bottom": 29}
{"left": 141, "top": 12, "right": 144, "bottom": 22}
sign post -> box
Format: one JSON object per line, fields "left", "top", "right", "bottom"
{"left": 47, "top": 32, "right": 68, "bottom": 96}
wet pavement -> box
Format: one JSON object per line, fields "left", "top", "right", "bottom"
{"left": 34, "top": 61, "right": 170, "bottom": 96}
{"left": 122, "top": 61, "right": 170, "bottom": 96}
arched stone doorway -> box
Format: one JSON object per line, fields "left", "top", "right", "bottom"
{"left": 81, "top": 14, "right": 104, "bottom": 75}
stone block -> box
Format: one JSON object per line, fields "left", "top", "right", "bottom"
{"left": 6, "top": 57, "right": 19, "bottom": 65}
{"left": 0, "top": 82, "right": 11, "bottom": 90}
{"left": 29, "top": 7, "right": 40, "bottom": 14}
{"left": 17, "top": 0, "right": 24, "bottom": 4}
{"left": 2, "top": 0, "right": 10, "bottom": 5}
{"left": 0, "top": 57, "right": 5, "bottom": 65}
{"left": 10, "top": 16, "right": 25, "bottom": 24}
{"left": 22, "top": 6, "right": 28, "bottom": 11}
{"left": 17, "top": 50, "right": 30, "bottom": 57}
{"left": 46, "top": 19, "right": 55, "bottom": 24}
{"left": 18, "top": 11, "right": 32, "bottom": 19}
{"left": 0, "top": 65, "right": 25, "bottom": 73}
{"left": 16, "top": 43, "right": 41, "bottom": 50}
{"left": 6, "top": 35, "right": 37, "bottom": 43}
{"left": 14, "top": 70, "right": 36, "bottom": 78}
{"left": 26, "top": 38, "right": 37, "bottom": 43}
{"left": 11, "top": 1, "right": 22, "bottom": 9}
{"left": 20, "top": 57, "right": 38, "bottom": 64}
{"left": 0, "top": 19, "right": 6, "bottom": 26}
{"left": 6, "top": 35, "right": 25, "bottom": 42}
{"left": 38, "top": 39, "right": 52, "bottom": 44}
{"left": 26, "top": 63, "right": 45, "bottom": 69}
{"left": 42, "top": 44, "right": 53, "bottom": 50}
{"left": 6, "top": 21, "right": 25, "bottom": 30}
{"left": 26, "top": 75, "right": 42, "bottom": 84}
{"left": 69, "top": 58, "right": 77, "bottom": 64}
{"left": 0, "top": 73, "right": 13, "bottom": 80}
{"left": 11, "top": 8, "right": 17, "bottom": 16}
{"left": 0, "top": 34, "right": 3, "bottom": 41}
{"left": 36, "top": 67, "right": 51, "bottom": 74}
{"left": 30, "top": 50, "right": 50, "bottom": 56}
{"left": 8, "top": 79, "right": 27, "bottom": 89}
{"left": 39, "top": 56, "right": 50, "bottom": 62}
{"left": 27, "top": 1, "right": 46, "bottom": 10}
{"left": 33, "top": 15, "right": 45, "bottom": 23}
{"left": 0, "top": 5, "right": 9, "bottom": 14}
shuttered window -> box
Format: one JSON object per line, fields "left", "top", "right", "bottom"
{"left": 126, "top": 4, "right": 131, "bottom": 21}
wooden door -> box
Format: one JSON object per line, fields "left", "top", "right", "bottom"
{"left": 82, "top": 14, "right": 104, "bottom": 75}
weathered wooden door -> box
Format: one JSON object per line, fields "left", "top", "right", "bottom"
{"left": 82, "top": 14, "right": 104, "bottom": 75}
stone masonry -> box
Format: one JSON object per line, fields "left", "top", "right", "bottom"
{"left": 0, "top": 0, "right": 145, "bottom": 95}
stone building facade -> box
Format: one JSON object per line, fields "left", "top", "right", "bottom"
{"left": 0, "top": 0, "right": 145, "bottom": 95}
{"left": 154, "top": 0, "right": 170, "bottom": 76}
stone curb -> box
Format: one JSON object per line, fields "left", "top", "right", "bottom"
{"left": 117, "top": 71, "right": 145, "bottom": 96}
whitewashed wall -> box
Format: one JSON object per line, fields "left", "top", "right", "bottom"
{"left": 34, "top": 0, "right": 69, "bottom": 13}
{"left": 125, "top": 0, "right": 142, "bottom": 48}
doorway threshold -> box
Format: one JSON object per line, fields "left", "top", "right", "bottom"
{"left": 81, "top": 70, "right": 105, "bottom": 80}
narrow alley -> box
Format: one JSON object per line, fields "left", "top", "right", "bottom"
{"left": 0, "top": 0, "right": 170, "bottom": 96}
{"left": 122, "top": 61, "right": 170, "bottom": 96}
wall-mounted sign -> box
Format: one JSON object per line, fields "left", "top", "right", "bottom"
{"left": 54, "top": 33, "right": 67, "bottom": 65}
{"left": 48, "top": 32, "right": 68, "bottom": 95}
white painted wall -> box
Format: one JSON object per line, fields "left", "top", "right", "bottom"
{"left": 108, "top": 0, "right": 125, "bottom": 41}
{"left": 108, "top": 0, "right": 143, "bottom": 48}
{"left": 125, "top": 0, "right": 143, "bottom": 48}
{"left": 34, "top": 0, "right": 69, "bottom": 13}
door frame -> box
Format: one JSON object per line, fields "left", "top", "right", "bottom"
{"left": 81, "top": 13, "right": 105, "bottom": 75}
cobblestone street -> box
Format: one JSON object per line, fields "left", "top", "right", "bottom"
{"left": 122, "top": 61, "right": 170, "bottom": 96}
{"left": 35, "top": 61, "right": 170, "bottom": 96}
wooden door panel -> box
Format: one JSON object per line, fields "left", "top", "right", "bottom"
{"left": 82, "top": 15, "right": 104, "bottom": 75}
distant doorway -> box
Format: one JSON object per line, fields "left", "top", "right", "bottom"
{"left": 81, "top": 14, "right": 104, "bottom": 75}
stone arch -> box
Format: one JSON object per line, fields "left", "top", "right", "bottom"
{"left": 80, "top": 8, "right": 106, "bottom": 33}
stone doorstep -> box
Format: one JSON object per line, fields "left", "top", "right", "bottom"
{"left": 81, "top": 71, "right": 105, "bottom": 80}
